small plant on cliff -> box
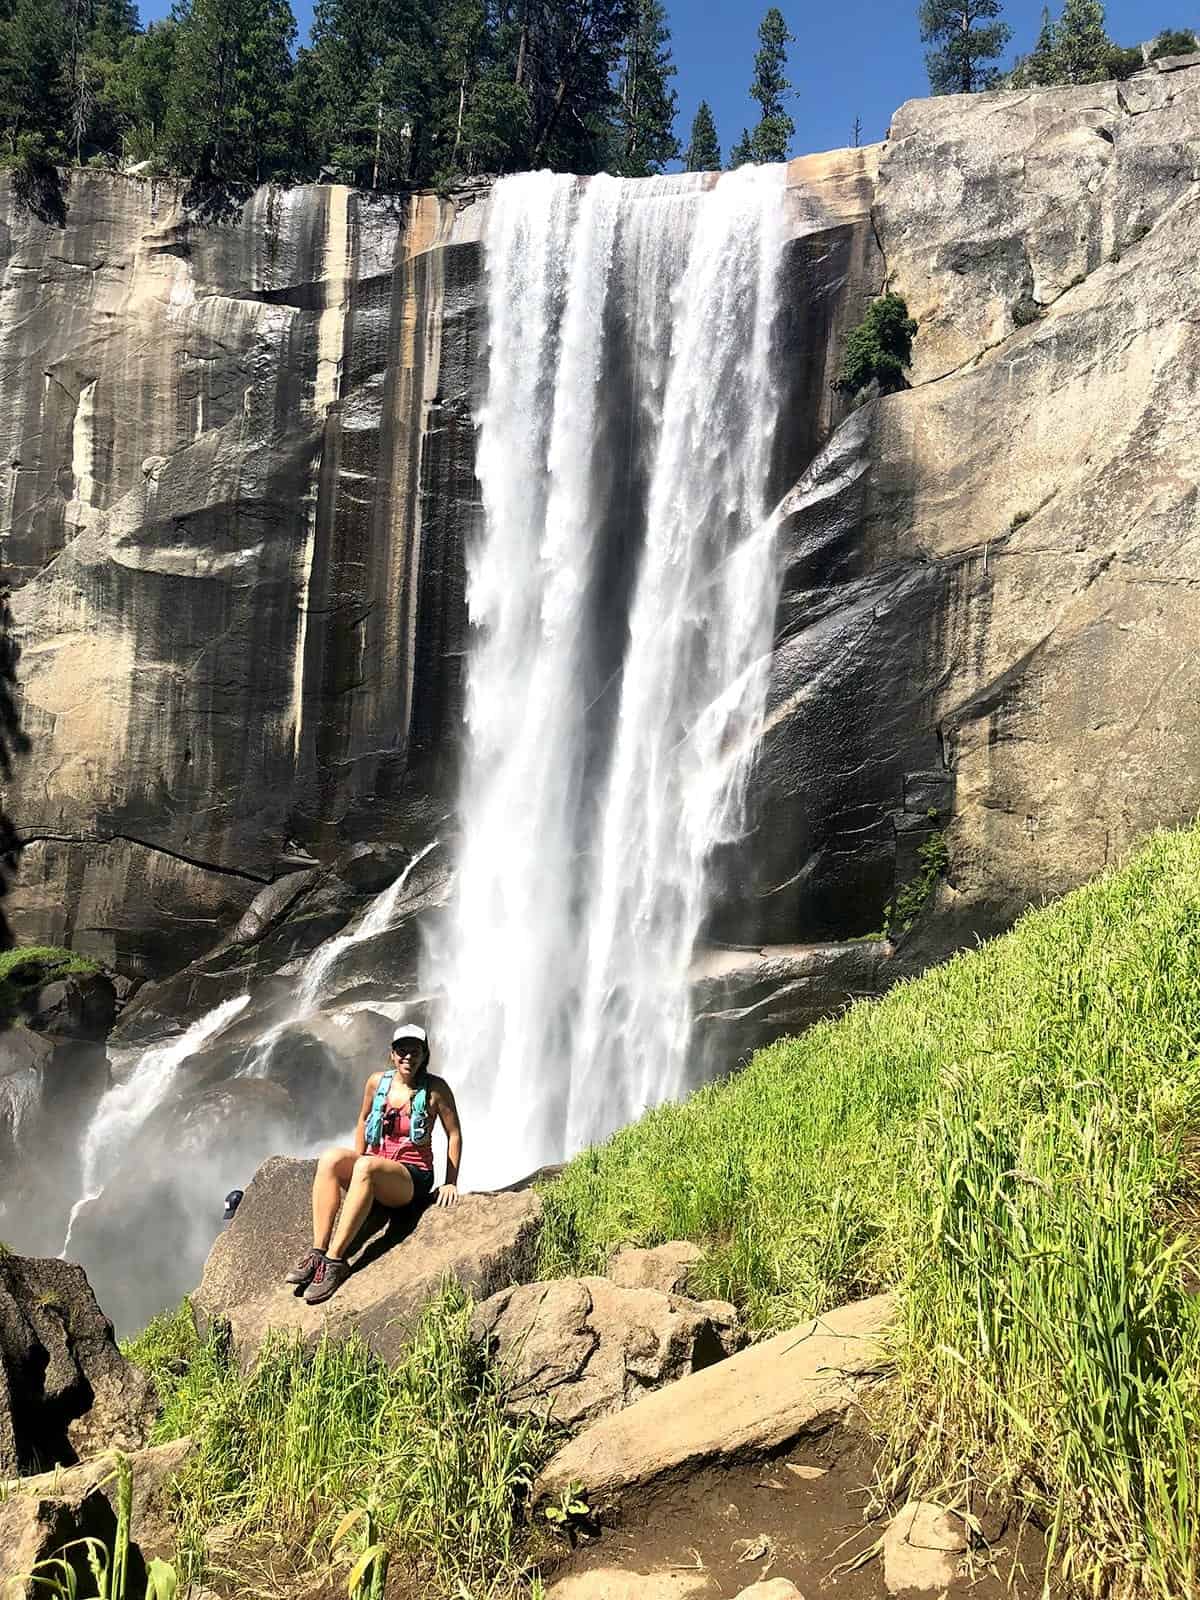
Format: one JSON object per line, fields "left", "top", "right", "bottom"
{"left": 834, "top": 293, "right": 918, "bottom": 399}
{"left": 19, "top": 1452, "right": 180, "bottom": 1599}
{"left": 883, "top": 829, "right": 950, "bottom": 938}
{"left": 0, "top": 943, "right": 99, "bottom": 1027}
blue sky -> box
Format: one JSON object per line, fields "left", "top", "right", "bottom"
{"left": 135, "top": 0, "right": 1174, "bottom": 160}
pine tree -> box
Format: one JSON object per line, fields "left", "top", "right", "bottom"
{"left": 0, "top": 0, "right": 67, "bottom": 151}
{"left": 729, "top": 126, "right": 753, "bottom": 165}
{"left": 307, "top": 0, "right": 435, "bottom": 187}
{"left": 525, "top": 0, "right": 636, "bottom": 173}
{"left": 745, "top": 6, "right": 794, "bottom": 163}
{"left": 106, "top": 20, "right": 177, "bottom": 161}
{"left": 1011, "top": 3, "right": 1057, "bottom": 82}
{"left": 66, "top": 0, "right": 139, "bottom": 164}
{"left": 614, "top": 0, "right": 678, "bottom": 177}
{"left": 163, "top": 0, "right": 297, "bottom": 183}
{"left": 1051, "top": 0, "right": 1113, "bottom": 82}
{"left": 918, "top": 0, "right": 1012, "bottom": 93}
{"left": 684, "top": 98, "right": 720, "bottom": 171}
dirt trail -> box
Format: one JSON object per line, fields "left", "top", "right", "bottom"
{"left": 544, "top": 1430, "right": 1047, "bottom": 1599}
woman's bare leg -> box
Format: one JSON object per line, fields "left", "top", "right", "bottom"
{"left": 326, "top": 1156, "right": 415, "bottom": 1260}
{"left": 312, "top": 1146, "right": 357, "bottom": 1251}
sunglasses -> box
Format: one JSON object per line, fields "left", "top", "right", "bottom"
{"left": 391, "top": 1042, "right": 423, "bottom": 1057}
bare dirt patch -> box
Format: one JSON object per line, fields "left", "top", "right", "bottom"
{"left": 541, "top": 1428, "right": 1048, "bottom": 1599}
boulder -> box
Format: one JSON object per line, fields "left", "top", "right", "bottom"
{"left": 0, "top": 1437, "right": 193, "bottom": 1598}
{"left": 606, "top": 1241, "right": 702, "bottom": 1296}
{"left": 471, "top": 1276, "right": 743, "bottom": 1432}
{"left": 733, "top": 1585, "right": 805, "bottom": 1600}
{"left": 0, "top": 1254, "right": 156, "bottom": 1476}
{"left": 547, "top": 1573, "right": 712, "bottom": 1599}
{"left": 231, "top": 868, "right": 321, "bottom": 945}
{"left": 25, "top": 971, "right": 117, "bottom": 1043}
{"left": 882, "top": 1501, "right": 969, "bottom": 1594}
{"left": 538, "top": 1294, "right": 893, "bottom": 1507}
{"left": 193, "top": 1156, "right": 543, "bottom": 1363}
{"left": 336, "top": 841, "right": 413, "bottom": 894}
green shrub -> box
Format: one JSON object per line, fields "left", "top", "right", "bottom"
{"left": 540, "top": 824, "right": 1200, "bottom": 1593}
{"left": 1106, "top": 42, "right": 1145, "bottom": 77}
{"left": 120, "top": 1299, "right": 200, "bottom": 1409}
{"left": 1012, "top": 294, "right": 1043, "bottom": 326}
{"left": 883, "top": 830, "right": 949, "bottom": 938}
{"left": 0, "top": 943, "right": 100, "bottom": 1026}
{"left": 833, "top": 292, "right": 918, "bottom": 398}
{"left": 129, "top": 1282, "right": 551, "bottom": 1598}
{"left": 1151, "top": 28, "right": 1196, "bottom": 59}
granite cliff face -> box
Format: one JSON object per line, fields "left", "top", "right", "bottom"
{"left": 3, "top": 57, "right": 1200, "bottom": 1040}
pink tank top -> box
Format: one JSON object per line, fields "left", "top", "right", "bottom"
{"left": 375, "top": 1098, "right": 434, "bottom": 1173}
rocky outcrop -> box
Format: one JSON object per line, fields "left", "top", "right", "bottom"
{"left": 728, "top": 57, "right": 1200, "bottom": 976}
{"left": 471, "top": 1276, "right": 743, "bottom": 1431}
{"left": 1, "top": 177, "right": 469, "bottom": 981}
{"left": 0, "top": 1438, "right": 192, "bottom": 1599}
{"left": 0, "top": 1254, "right": 155, "bottom": 1475}
{"left": 538, "top": 1293, "right": 892, "bottom": 1506}
{"left": 605, "top": 1241, "right": 702, "bottom": 1296}
{"left": 193, "top": 1155, "right": 542, "bottom": 1362}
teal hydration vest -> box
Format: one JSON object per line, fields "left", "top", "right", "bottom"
{"left": 365, "top": 1069, "right": 430, "bottom": 1150}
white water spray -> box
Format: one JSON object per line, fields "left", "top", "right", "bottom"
{"left": 435, "top": 166, "right": 787, "bottom": 1187}
{"left": 61, "top": 992, "right": 251, "bottom": 1257}
{"left": 242, "top": 839, "right": 440, "bottom": 1078}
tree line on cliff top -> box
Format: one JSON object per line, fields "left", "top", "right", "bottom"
{"left": 0, "top": 0, "right": 793, "bottom": 193}
{"left": 0, "top": 0, "right": 1194, "bottom": 206}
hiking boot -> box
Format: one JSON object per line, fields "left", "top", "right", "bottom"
{"left": 303, "top": 1255, "right": 350, "bottom": 1305}
{"left": 285, "top": 1247, "right": 325, "bottom": 1287}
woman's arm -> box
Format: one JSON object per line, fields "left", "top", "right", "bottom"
{"left": 354, "top": 1072, "right": 381, "bottom": 1157}
{"left": 435, "top": 1083, "right": 462, "bottom": 1207}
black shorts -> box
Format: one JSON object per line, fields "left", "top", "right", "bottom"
{"left": 396, "top": 1163, "right": 436, "bottom": 1204}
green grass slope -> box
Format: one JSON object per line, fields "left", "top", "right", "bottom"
{"left": 540, "top": 825, "right": 1200, "bottom": 1595}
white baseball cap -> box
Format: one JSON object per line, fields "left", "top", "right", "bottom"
{"left": 392, "top": 1023, "right": 428, "bottom": 1049}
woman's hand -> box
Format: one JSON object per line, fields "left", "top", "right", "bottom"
{"left": 436, "top": 1183, "right": 459, "bottom": 1208}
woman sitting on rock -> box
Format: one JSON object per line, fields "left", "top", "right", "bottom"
{"left": 286, "top": 1022, "right": 462, "bottom": 1304}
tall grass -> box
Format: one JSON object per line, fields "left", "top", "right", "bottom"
{"left": 539, "top": 825, "right": 1200, "bottom": 1594}
{"left": 134, "top": 1281, "right": 551, "bottom": 1599}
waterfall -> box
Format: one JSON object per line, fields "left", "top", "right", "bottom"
{"left": 434, "top": 166, "right": 787, "bottom": 1188}
{"left": 61, "top": 992, "right": 251, "bottom": 1257}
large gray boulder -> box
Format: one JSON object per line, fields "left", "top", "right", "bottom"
{"left": 193, "top": 1156, "right": 543, "bottom": 1363}
{"left": 605, "top": 1241, "right": 702, "bottom": 1296}
{"left": 471, "top": 1276, "right": 743, "bottom": 1432}
{"left": 538, "top": 1293, "right": 893, "bottom": 1507}
{"left": 0, "top": 1254, "right": 156, "bottom": 1476}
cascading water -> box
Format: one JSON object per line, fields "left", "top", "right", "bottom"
{"left": 241, "top": 838, "right": 440, "bottom": 1078}
{"left": 432, "top": 165, "right": 787, "bottom": 1188}
{"left": 61, "top": 992, "right": 251, "bottom": 1256}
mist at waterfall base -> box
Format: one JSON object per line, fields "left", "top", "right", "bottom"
{"left": 13, "top": 165, "right": 790, "bottom": 1329}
